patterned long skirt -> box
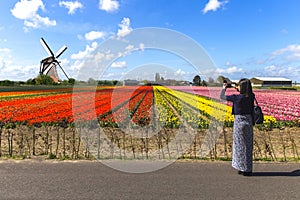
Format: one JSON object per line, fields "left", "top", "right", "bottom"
{"left": 232, "top": 114, "right": 253, "bottom": 172}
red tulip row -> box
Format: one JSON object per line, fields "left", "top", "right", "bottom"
{"left": 0, "top": 86, "right": 154, "bottom": 127}
{"left": 100, "top": 86, "right": 153, "bottom": 126}
{"left": 131, "top": 90, "right": 153, "bottom": 126}
{"left": 0, "top": 92, "right": 73, "bottom": 124}
{"left": 0, "top": 88, "right": 73, "bottom": 98}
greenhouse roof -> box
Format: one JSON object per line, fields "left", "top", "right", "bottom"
{"left": 252, "top": 77, "right": 292, "bottom": 82}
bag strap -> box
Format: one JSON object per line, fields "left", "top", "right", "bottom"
{"left": 252, "top": 93, "right": 259, "bottom": 106}
{"left": 254, "top": 97, "right": 259, "bottom": 106}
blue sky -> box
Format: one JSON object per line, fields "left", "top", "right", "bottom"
{"left": 0, "top": 0, "right": 300, "bottom": 82}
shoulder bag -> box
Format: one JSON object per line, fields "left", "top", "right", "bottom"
{"left": 253, "top": 97, "right": 264, "bottom": 125}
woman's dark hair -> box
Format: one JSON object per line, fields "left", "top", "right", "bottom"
{"left": 238, "top": 78, "right": 253, "bottom": 97}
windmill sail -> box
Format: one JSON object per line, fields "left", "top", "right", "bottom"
{"left": 40, "top": 38, "right": 54, "bottom": 57}
{"left": 56, "top": 45, "right": 67, "bottom": 58}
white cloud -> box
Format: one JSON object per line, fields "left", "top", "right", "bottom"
{"left": 174, "top": 69, "right": 186, "bottom": 76}
{"left": 263, "top": 44, "right": 300, "bottom": 81}
{"left": 70, "top": 59, "right": 84, "bottom": 72}
{"left": 115, "top": 43, "right": 144, "bottom": 59}
{"left": 70, "top": 42, "right": 117, "bottom": 77}
{"left": 125, "top": 45, "right": 134, "bottom": 51}
{"left": 71, "top": 42, "right": 98, "bottom": 60}
{"left": 99, "top": 0, "right": 119, "bottom": 13}
{"left": 117, "top": 17, "right": 132, "bottom": 38}
{"left": 280, "top": 29, "right": 288, "bottom": 34}
{"left": 139, "top": 43, "right": 145, "bottom": 51}
{"left": 0, "top": 48, "right": 11, "bottom": 55}
{"left": 85, "top": 31, "right": 106, "bottom": 41}
{"left": 225, "top": 61, "right": 232, "bottom": 66}
{"left": 271, "top": 44, "right": 300, "bottom": 61}
{"left": 11, "top": 0, "right": 45, "bottom": 19}
{"left": 216, "top": 66, "right": 242, "bottom": 74}
{"left": 202, "top": 0, "right": 228, "bottom": 14}
{"left": 95, "top": 51, "right": 114, "bottom": 61}
{"left": 0, "top": 63, "right": 38, "bottom": 81}
{"left": 263, "top": 65, "right": 300, "bottom": 79}
{"left": 221, "top": 61, "right": 244, "bottom": 75}
{"left": 11, "top": 0, "right": 56, "bottom": 30}
{"left": 70, "top": 50, "right": 115, "bottom": 80}
{"left": 111, "top": 61, "right": 127, "bottom": 68}
{"left": 59, "top": 1, "right": 83, "bottom": 14}
{"left": 0, "top": 48, "right": 13, "bottom": 68}
{"left": 102, "top": 72, "right": 115, "bottom": 78}
{"left": 264, "top": 65, "right": 277, "bottom": 71}
{"left": 116, "top": 45, "right": 134, "bottom": 58}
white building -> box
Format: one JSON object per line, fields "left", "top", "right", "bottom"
{"left": 250, "top": 77, "right": 292, "bottom": 87}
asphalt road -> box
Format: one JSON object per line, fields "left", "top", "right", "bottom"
{"left": 0, "top": 160, "right": 299, "bottom": 200}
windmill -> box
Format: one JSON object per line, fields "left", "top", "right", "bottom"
{"left": 39, "top": 37, "right": 69, "bottom": 82}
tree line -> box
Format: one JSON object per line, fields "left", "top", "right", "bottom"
{"left": 1, "top": 74, "right": 230, "bottom": 87}
{"left": 192, "top": 75, "right": 229, "bottom": 86}
{"left": 0, "top": 75, "right": 119, "bottom": 86}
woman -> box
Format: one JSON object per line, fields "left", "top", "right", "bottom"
{"left": 220, "top": 78, "right": 254, "bottom": 176}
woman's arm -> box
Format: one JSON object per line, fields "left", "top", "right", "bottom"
{"left": 220, "top": 83, "right": 227, "bottom": 100}
{"left": 220, "top": 83, "right": 235, "bottom": 102}
{"left": 220, "top": 88, "right": 227, "bottom": 100}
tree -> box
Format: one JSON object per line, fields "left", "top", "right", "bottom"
{"left": 68, "top": 78, "right": 76, "bottom": 85}
{"left": 201, "top": 80, "right": 208, "bottom": 86}
{"left": 26, "top": 78, "right": 35, "bottom": 85}
{"left": 0, "top": 80, "right": 14, "bottom": 86}
{"left": 61, "top": 80, "right": 69, "bottom": 85}
{"left": 208, "top": 77, "right": 214, "bottom": 84}
{"left": 87, "top": 78, "right": 97, "bottom": 85}
{"left": 193, "top": 75, "right": 201, "bottom": 86}
{"left": 35, "top": 75, "right": 55, "bottom": 85}
{"left": 217, "top": 75, "right": 226, "bottom": 84}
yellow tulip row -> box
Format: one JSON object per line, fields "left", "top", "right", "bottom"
{"left": 154, "top": 86, "right": 210, "bottom": 128}
{"left": 153, "top": 86, "right": 182, "bottom": 128}
{"left": 168, "top": 88, "right": 277, "bottom": 125}
{"left": 154, "top": 86, "right": 276, "bottom": 127}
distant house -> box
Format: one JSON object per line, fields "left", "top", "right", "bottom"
{"left": 123, "top": 79, "right": 140, "bottom": 86}
{"left": 250, "top": 77, "right": 292, "bottom": 87}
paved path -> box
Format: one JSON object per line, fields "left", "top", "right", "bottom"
{"left": 0, "top": 160, "right": 299, "bottom": 200}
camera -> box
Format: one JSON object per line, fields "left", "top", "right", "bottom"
{"left": 227, "top": 83, "right": 236, "bottom": 88}
{"left": 223, "top": 80, "right": 236, "bottom": 88}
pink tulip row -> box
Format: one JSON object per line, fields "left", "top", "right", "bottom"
{"left": 254, "top": 90, "right": 300, "bottom": 121}
{"left": 169, "top": 86, "right": 300, "bottom": 121}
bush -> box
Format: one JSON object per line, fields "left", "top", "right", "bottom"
{"left": 35, "top": 75, "right": 56, "bottom": 85}
{"left": 269, "top": 86, "right": 297, "bottom": 91}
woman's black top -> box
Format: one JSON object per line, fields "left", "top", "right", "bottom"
{"left": 220, "top": 89, "right": 254, "bottom": 115}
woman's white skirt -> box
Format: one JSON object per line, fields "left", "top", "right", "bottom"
{"left": 232, "top": 114, "right": 253, "bottom": 172}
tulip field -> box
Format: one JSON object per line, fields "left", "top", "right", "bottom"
{"left": 0, "top": 86, "right": 299, "bottom": 161}
{"left": 169, "top": 86, "right": 300, "bottom": 123}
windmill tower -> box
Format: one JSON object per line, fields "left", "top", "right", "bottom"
{"left": 39, "top": 37, "right": 69, "bottom": 82}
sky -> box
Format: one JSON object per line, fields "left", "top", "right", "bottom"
{"left": 0, "top": 0, "right": 300, "bottom": 83}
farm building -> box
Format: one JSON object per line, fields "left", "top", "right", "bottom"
{"left": 250, "top": 77, "right": 292, "bottom": 87}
